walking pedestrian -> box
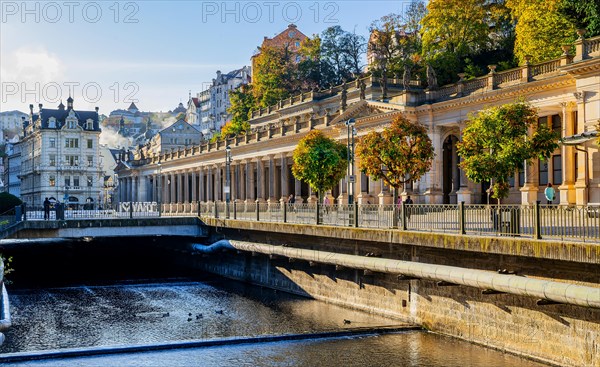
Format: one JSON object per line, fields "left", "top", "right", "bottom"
{"left": 404, "top": 195, "right": 413, "bottom": 221}
{"left": 544, "top": 183, "right": 555, "bottom": 205}
{"left": 43, "top": 197, "right": 51, "bottom": 220}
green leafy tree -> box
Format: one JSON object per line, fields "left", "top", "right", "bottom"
{"left": 226, "top": 84, "right": 255, "bottom": 136}
{"left": 292, "top": 130, "right": 348, "bottom": 201}
{"left": 0, "top": 192, "right": 22, "bottom": 214}
{"left": 457, "top": 100, "right": 560, "bottom": 200}
{"left": 421, "top": 0, "right": 512, "bottom": 85}
{"left": 507, "top": 0, "right": 576, "bottom": 64}
{"left": 340, "top": 28, "right": 367, "bottom": 77}
{"left": 355, "top": 115, "right": 434, "bottom": 199}
{"left": 558, "top": 0, "right": 600, "bottom": 38}
{"left": 252, "top": 45, "right": 295, "bottom": 107}
{"left": 369, "top": 3, "right": 426, "bottom": 97}
{"left": 297, "top": 35, "right": 325, "bottom": 90}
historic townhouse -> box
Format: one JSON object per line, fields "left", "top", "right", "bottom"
{"left": 115, "top": 35, "right": 600, "bottom": 211}
{"left": 18, "top": 98, "right": 103, "bottom": 208}
{"left": 187, "top": 67, "right": 252, "bottom": 137}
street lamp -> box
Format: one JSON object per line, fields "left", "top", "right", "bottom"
{"left": 225, "top": 145, "right": 232, "bottom": 218}
{"left": 157, "top": 161, "right": 162, "bottom": 216}
{"left": 345, "top": 118, "right": 357, "bottom": 205}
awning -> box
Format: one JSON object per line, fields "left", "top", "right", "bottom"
{"left": 561, "top": 131, "right": 598, "bottom": 146}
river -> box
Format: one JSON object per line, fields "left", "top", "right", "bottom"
{"left": 0, "top": 277, "right": 548, "bottom": 367}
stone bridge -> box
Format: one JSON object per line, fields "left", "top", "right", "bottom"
{"left": 0, "top": 217, "right": 207, "bottom": 240}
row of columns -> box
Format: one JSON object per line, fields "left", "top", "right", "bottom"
{"left": 120, "top": 154, "right": 310, "bottom": 206}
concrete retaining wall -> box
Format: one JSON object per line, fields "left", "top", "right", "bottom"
{"left": 180, "top": 228, "right": 600, "bottom": 367}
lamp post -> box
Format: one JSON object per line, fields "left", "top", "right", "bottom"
{"left": 345, "top": 118, "right": 356, "bottom": 205}
{"left": 225, "top": 145, "right": 232, "bottom": 218}
{"left": 157, "top": 162, "right": 162, "bottom": 216}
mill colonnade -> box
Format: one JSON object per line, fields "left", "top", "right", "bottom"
{"left": 116, "top": 36, "right": 600, "bottom": 209}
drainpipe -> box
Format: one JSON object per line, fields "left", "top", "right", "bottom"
{"left": 193, "top": 240, "right": 600, "bottom": 309}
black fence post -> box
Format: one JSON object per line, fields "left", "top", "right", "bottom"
{"left": 459, "top": 201, "right": 466, "bottom": 235}
{"left": 283, "top": 202, "right": 287, "bottom": 223}
{"left": 353, "top": 203, "right": 359, "bottom": 227}
{"left": 233, "top": 201, "right": 237, "bottom": 220}
{"left": 534, "top": 201, "right": 541, "bottom": 239}
{"left": 214, "top": 202, "right": 218, "bottom": 219}
{"left": 315, "top": 202, "right": 320, "bottom": 225}
{"left": 255, "top": 201, "right": 260, "bottom": 221}
{"left": 129, "top": 202, "right": 133, "bottom": 219}
{"left": 197, "top": 201, "right": 201, "bottom": 217}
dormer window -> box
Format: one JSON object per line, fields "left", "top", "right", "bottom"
{"left": 48, "top": 117, "right": 56, "bottom": 128}
{"left": 86, "top": 119, "right": 94, "bottom": 130}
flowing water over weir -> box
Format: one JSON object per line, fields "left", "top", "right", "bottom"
{"left": 0, "top": 238, "right": 549, "bottom": 366}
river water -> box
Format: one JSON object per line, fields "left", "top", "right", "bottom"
{"left": 1, "top": 278, "right": 548, "bottom": 367}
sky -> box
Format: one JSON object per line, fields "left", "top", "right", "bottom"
{"left": 0, "top": 1, "right": 414, "bottom": 114}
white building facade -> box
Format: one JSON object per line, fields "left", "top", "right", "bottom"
{"left": 19, "top": 98, "right": 103, "bottom": 208}
{"left": 187, "top": 66, "right": 251, "bottom": 137}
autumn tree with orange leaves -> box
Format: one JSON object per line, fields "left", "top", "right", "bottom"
{"left": 355, "top": 115, "right": 434, "bottom": 199}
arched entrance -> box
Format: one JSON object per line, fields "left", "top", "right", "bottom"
{"left": 442, "top": 135, "right": 460, "bottom": 204}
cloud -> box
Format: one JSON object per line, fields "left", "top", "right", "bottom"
{"left": 0, "top": 47, "right": 65, "bottom": 84}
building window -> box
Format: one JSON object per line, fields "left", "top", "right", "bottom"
{"left": 539, "top": 160, "right": 548, "bottom": 186}
{"left": 49, "top": 176, "right": 55, "bottom": 187}
{"left": 65, "top": 155, "right": 79, "bottom": 166}
{"left": 552, "top": 155, "right": 562, "bottom": 185}
{"left": 518, "top": 167, "right": 525, "bottom": 187}
{"left": 74, "top": 177, "right": 80, "bottom": 187}
{"left": 65, "top": 138, "right": 79, "bottom": 148}
{"left": 65, "top": 176, "right": 71, "bottom": 187}
{"left": 86, "top": 119, "right": 93, "bottom": 130}
{"left": 67, "top": 120, "right": 77, "bottom": 129}
{"left": 49, "top": 138, "right": 56, "bottom": 148}
{"left": 87, "top": 139, "right": 93, "bottom": 149}
{"left": 538, "top": 116, "right": 548, "bottom": 129}
{"left": 87, "top": 156, "right": 93, "bottom": 167}
{"left": 295, "top": 41, "right": 300, "bottom": 47}
{"left": 49, "top": 155, "right": 56, "bottom": 166}
{"left": 87, "top": 176, "right": 93, "bottom": 187}
{"left": 551, "top": 115, "right": 561, "bottom": 132}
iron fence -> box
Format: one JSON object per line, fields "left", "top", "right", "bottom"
{"left": 8, "top": 200, "right": 600, "bottom": 243}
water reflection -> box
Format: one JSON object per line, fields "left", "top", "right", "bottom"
{"left": 4, "top": 333, "right": 548, "bottom": 367}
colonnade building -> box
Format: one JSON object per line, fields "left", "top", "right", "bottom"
{"left": 115, "top": 36, "right": 600, "bottom": 210}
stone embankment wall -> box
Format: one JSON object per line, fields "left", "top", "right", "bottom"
{"left": 180, "top": 225, "right": 600, "bottom": 367}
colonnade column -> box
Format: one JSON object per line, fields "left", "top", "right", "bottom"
{"left": 207, "top": 166, "right": 213, "bottom": 202}
{"left": 191, "top": 169, "right": 197, "bottom": 203}
{"left": 239, "top": 160, "right": 246, "bottom": 202}
{"left": 170, "top": 172, "right": 176, "bottom": 207}
{"left": 559, "top": 102, "right": 576, "bottom": 204}
{"left": 268, "top": 155, "right": 276, "bottom": 203}
{"left": 246, "top": 160, "right": 255, "bottom": 203}
{"left": 257, "top": 159, "right": 265, "bottom": 202}
{"left": 520, "top": 124, "right": 540, "bottom": 204}
{"left": 280, "top": 155, "right": 289, "bottom": 202}
{"left": 215, "top": 165, "right": 222, "bottom": 202}
{"left": 294, "top": 179, "right": 302, "bottom": 203}
{"left": 450, "top": 136, "right": 460, "bottom": 204}
{"left": 424, "top": 125, "right": 444, "bottom": 204}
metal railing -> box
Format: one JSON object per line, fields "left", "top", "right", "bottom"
{"left": 198, "top": 201, "right": 600, "bottom": 243}
{"left": 6, "top": 201, "right": 600, "bottom": 243}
